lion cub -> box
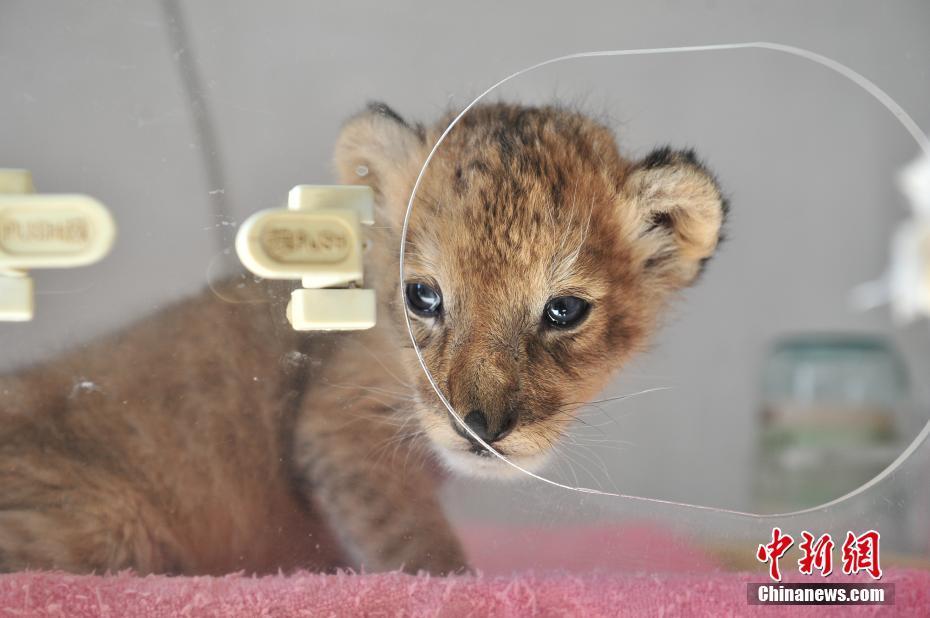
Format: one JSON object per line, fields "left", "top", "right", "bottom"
{"left": 0, "top": 103, "right": 727, "bottom": 575}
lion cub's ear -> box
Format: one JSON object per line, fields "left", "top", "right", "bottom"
{"left": 333, "top": 102, "right": 425, "bottom": 214}
{"left": 622, "top": 147, "right": 729, "bottom": 286}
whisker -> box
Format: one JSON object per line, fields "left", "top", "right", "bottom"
{"left": 348, "top": 340, "right": 412, "bottom": 389}
{"left": 552, "top": 442, "right": 604, "bottom": 491}
{"left": 547, "top": 409, "right": 614, "bottom": 434}
{"left": 586, "top": 386, "right": 674, "bottom": 406}
{"left": 565, "top": 433, "right": 634, "bottom": 450}
{"left": 321, "top": 378, "right": 415, "bottom": 400}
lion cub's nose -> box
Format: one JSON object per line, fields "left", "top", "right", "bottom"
{"left": 457, "top": 409, "right": 517, "bottom": 444}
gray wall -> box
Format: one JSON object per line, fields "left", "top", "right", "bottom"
{"left": 2, "top": 0, "right": 928, "bottom": 515}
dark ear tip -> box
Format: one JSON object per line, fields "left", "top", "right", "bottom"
{"left": 639, "top": 145, "right": 730, "bottom": 220}
{"left": 637, "top": 144, "right": 732, "bottom": 248}
{"left": 641, "top": 146, "right": 701, "bottom": 170}
{"left": 679, "top": 148, "right": 699, "bottom": 166}
{"left": 641, "top": 145, "right": 675, "bottom": 169}
{"left": 364, "top": 101, "right": 409, "bottom": 127}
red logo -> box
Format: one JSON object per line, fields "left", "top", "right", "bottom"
{"left": 756, "top": 527, "right": 794, "bottom": 582}
{"left": 841, "top": 530, "right": 882, "bottom": 579}
{"left": 798, "top": 531, "right": 834, "bottom": 576}
{"left": 757, "top": 529, "right": 881, "bottom": 581}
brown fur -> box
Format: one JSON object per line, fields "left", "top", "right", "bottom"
{"left": 0, "top": 102, "right": 726, "bottom": 574}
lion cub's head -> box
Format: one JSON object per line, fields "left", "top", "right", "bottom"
{"left": 334, "top": 102, "right": 727, "bottom": 478}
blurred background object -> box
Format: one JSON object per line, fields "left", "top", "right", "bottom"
{"left": 752, "top": 335, "right": 909, "bottom": 548}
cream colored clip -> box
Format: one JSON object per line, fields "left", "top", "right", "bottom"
{"left": 236, "top": 185, "right": 376, "bottom": 331}
{"left": 0, "top": 169, "right": 116, "bottom": 321}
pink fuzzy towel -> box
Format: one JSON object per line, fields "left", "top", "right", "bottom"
{"left": 1, "top": 569, "right": 927, "bottom": 617}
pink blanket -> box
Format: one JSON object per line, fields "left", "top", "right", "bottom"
{"left": 1, "top": 569, "right": 927, "bottom": 617}
{"left": 1, "top": 524, "right": 926, "bottom": 616}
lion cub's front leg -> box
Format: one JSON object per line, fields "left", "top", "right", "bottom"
{"left": 291, "top": 387, "right": 467, "bottom": 575}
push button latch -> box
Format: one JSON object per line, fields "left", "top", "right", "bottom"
{"left": 236, "top": 185, "right": 376, "bottom": 331}
{"left": 0, "top": 169, "right": 116, "bottom": 321}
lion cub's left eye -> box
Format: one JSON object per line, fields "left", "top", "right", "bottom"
{"left": 543, "top": 296, "right": 591, "bottom": 328}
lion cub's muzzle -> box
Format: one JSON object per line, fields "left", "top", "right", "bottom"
{"left": 450, "top": 408, "right": 518, "bottom": 451}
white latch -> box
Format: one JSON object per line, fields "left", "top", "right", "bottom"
{"left": 235, "top": 185, "right": 376, "bottom": 331}
{"left": 0, "top": 169, "right": 116, "bottom": 321}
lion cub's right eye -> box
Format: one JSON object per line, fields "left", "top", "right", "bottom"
{"left": 543, "top": 295, "right": 591, "bottom": 329}
{"left": 405, "top": 282, "right": 443, "bottom": 317}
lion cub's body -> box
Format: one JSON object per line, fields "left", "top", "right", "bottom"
{"left": 0, "top": 103, "right": 727, "bottom": 575}
{"left": 0, "top": 278, "right": 462, "bottom": 573}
